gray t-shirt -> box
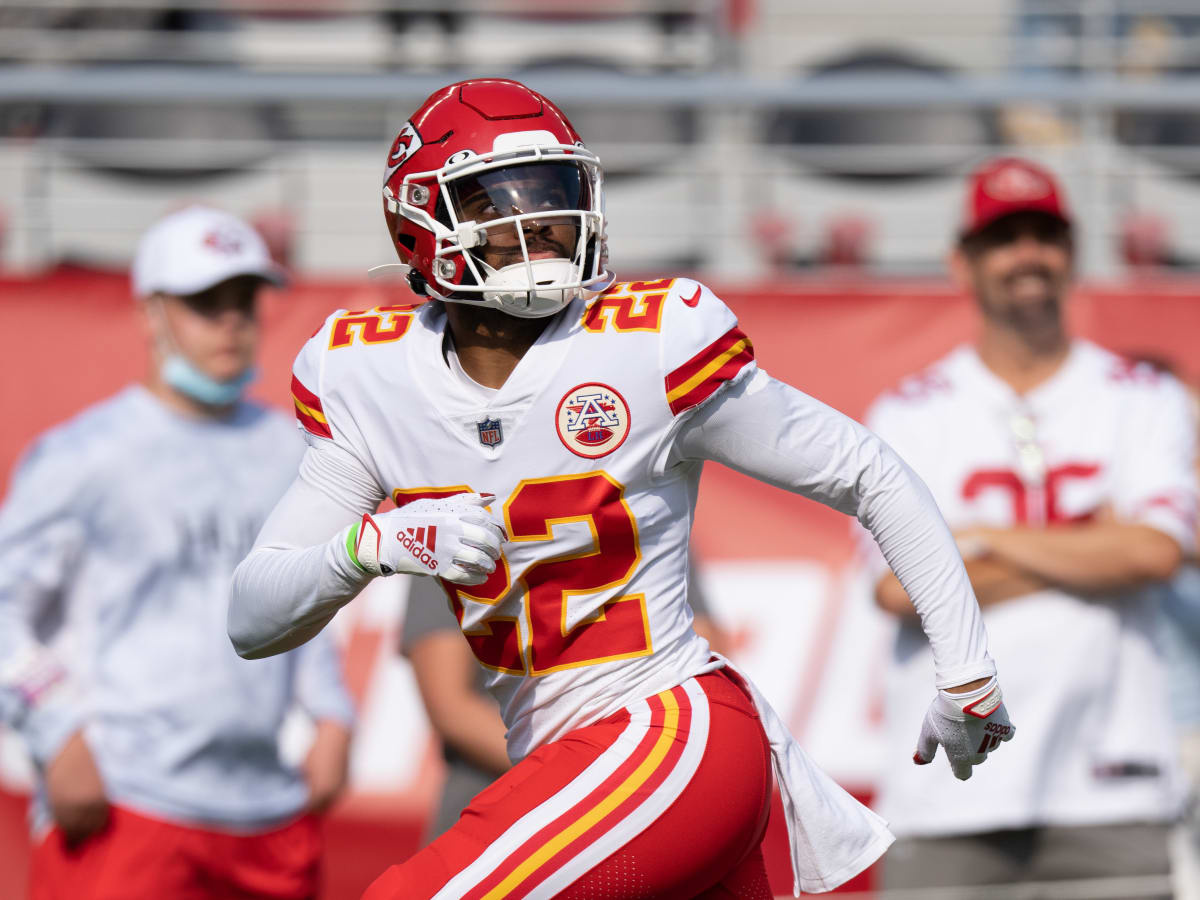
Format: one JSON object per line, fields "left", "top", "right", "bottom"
{"left": 0, "top": 386, "right": 354, "bottom": 833}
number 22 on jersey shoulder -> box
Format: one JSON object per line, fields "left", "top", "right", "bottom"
{"left": 328, "top": 305, "right": 419, "bottom": 349}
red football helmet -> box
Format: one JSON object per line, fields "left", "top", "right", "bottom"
{"left": 382, "top": 78, "right": 612, "bottom": 317}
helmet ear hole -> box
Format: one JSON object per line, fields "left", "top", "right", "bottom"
{"left": 434, "top": 194, "right": 452, "bottom": 229}
{"left": 396, "top": 233, "right": 416, "bottom": 254}
{"left": 406, "top": 269, "right": 429, "bottom": 297}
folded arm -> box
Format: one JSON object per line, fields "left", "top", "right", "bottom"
{"left": 877, "top": 555, "right": 1050, "bottom": 618}
{"left": 959, "top": 521, "right": 1182, "bottom": 592}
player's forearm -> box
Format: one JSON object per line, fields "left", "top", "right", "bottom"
{"left": 970, "top": 522, "right": 1182, "bottom": 592}
{"left": 229, "top": 533, "right": 368, "bottom": 659}
{"left": 856, "top": 453, "right": 994, "bottom": 687}
{"left": 877, "top": 557, "right": 1050, "bottom": 618}
{"left": 679, "top": 372, "right": 994, "bottom": 688}
{"left": 228, "top": 471, "right": 376, "bottom": 658}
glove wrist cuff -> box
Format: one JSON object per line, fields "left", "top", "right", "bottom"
{"left": 938, "top": 676, "right": 1002, "bottom": 719}
{"left": 345, "top": 513, "right": 387, "bottom": 576}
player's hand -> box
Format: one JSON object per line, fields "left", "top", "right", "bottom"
{"left": 914, "top": 676, "right": 1014, "bottom": 780}
{"left": 349, "top": 493, "right": 506, "bottom": 585}
{"left": 45, "top": 731, "right": 110, "bottom": 845}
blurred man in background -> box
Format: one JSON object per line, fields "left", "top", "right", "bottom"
{"left": 0, "top": 206, "right": 354, "bottom": 900}
{"left": 401, "top": 555, "right": 729, "bottom": 842}
{"left": 866, "top": 157, "right": 1197, "bottom": 896}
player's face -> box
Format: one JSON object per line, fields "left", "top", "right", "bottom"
{"left": 449, "top": 162, "right": 585, "bottom": 272}
{"left": 954, "top": 213, "right": 1073, "bottom": 337}
{"left": 161, "top": 275, "right": 261, "bottom": 381}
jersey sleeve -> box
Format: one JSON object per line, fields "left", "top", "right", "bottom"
{"left": 672, "top": 371, "right": 994, "bottom": 688}
{"left": 290, "top": 316, "right": 340, "bottom": 445}
{"left": 0, "top": 436, "right": 89, "bottom": 763}
{"left": 289, "top": 314, "right": 387, "bottom": 515}
{"left": 660, "top": 279, "right": 757, "bottom": 418}
{"left": 1112, "top": 373, "right": 1198, "bottom": 549}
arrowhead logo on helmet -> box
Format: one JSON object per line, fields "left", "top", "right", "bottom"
{"left": 383, "top": 122, "right": 424, "bottom": 186}
{"left": 380, "top": 78, "right": 615, "bottom": 319}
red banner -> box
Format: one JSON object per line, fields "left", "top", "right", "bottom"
{"left": 3, "top": 270, "right": 1198, "bottom": 897}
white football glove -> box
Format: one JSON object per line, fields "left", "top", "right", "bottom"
{"left": 346, "top": 493, "right": 506, "bottom": 586}
{"left": 914, "top": 676, "right": 1015, "bottom": 781}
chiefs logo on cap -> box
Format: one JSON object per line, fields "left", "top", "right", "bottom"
{"left": 555, "top": 383, "right": 630, "bottom": 459}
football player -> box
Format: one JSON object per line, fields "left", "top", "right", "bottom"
{"left": 229, "top": 79, "right": 1013, "bottom": 898}
{"left": 866, "top": 158, "right": 1197, "bottom": 893}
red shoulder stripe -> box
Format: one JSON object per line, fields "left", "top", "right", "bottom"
{"left": 665, "top": 327, "right": 754, "bottom": 415}
{"left": 290, "top": 374, "right": 332, "bottom": 439}
{"left": 290, "top": 374, "right": 323, "bottom": 411}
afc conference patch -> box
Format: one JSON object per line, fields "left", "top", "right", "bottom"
{"left": 477, "top": 417, "right": 503, "bottom": 447}
{"left": 555, "top": 382, "right": 631, "bottom": 459}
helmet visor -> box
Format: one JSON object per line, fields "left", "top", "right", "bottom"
{"left": 449, "top": 161, "right": 591, "bottom": 224}
{"left": 436, "top": 158, "right": 609, "bottom": 307}
{"left": 447, "top": 162, "right": 592, "bottom": 263}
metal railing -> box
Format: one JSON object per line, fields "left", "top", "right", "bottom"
{"left": 1, "top": 2, "right": 1199, "bottom": 278}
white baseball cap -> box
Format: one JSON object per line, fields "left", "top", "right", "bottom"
{"left": 131, "top": 205, "right": 286, "bottom": 298}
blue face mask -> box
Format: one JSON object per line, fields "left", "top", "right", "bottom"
{"left": 162, "top": 354, "right": 257, "bottom": 407}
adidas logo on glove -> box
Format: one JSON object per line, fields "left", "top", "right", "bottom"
{"left": 346, "top": 494, "right": 505, "bottom": 586}
{"left": 398, "top": 526, "right": 438, "bottom": 571}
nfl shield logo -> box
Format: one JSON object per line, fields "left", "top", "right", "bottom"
{"left": 477, "top": 418, "right": 503, "bottom": 447}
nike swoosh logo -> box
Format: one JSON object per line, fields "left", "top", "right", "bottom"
{"left": 681, "top": 285, "right": 702, "bottom": 307}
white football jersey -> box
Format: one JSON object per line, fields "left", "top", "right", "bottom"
{"left": 291, "top": 278, "right": 755, "bottom": 759}
{"left": 865, "top": 340, "right": 1197, "bottom": 835}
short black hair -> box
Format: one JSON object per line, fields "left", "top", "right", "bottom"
{"left": 959, "top": 211, "right": 1073, "bottom": 258}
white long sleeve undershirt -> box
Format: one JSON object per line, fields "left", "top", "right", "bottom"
{"left": 670, "top": 371, "right": 993, "bottom": 688}
{"left": 230, "top": 369, "right": 993, "bottom": 686}
{"left": 228, "top": 444, "right": 380, "bottom": 659}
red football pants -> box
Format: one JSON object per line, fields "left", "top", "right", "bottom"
{"left": 363, "top": 668, "right": 774, "bottom": 900}
{"left": 29, "top": 805, "right": 321, "bottom": 900}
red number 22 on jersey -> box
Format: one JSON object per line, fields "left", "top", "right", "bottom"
{"left": 399, "top": 472, "right": 652, "bottom": 675}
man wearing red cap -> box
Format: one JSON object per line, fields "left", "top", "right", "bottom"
{"left": 863, "top": 158, "right": 1197, "bottom": 894}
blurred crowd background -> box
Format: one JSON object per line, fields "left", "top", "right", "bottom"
{"left": 2, "top": 2, "right": 1200, "bottom": 899}
{"left": 3, "top": 0, "right": 1200, "bottom": 279}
